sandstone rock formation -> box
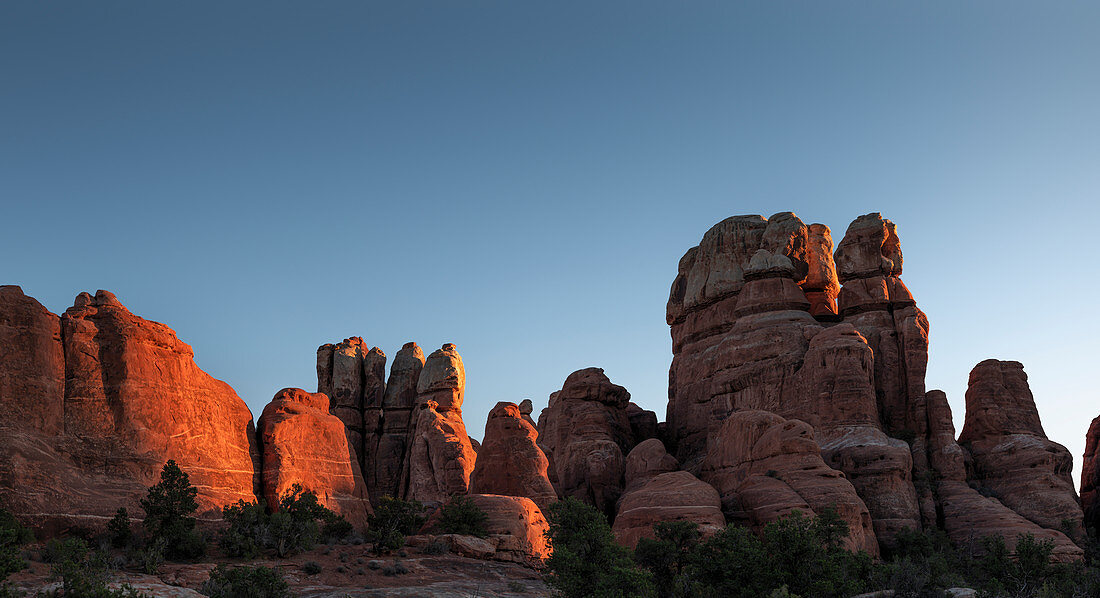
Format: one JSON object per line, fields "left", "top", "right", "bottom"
{"left": 316, "top": 338, "right": 387, "bottom": 492}
{"left": 374, "top": 342, "right": 425, "bottom": 502}
{"left": 1082, "top": 416, "right": 1100, "bottom": 532}
{"left": 700, "top": 410, "right": 879, "bottom": 556}
{"left": 537, "top": 368, "right": 635, "bottom": 518}
{"left": 257, "top": 388, "right": 372, "bottom": 528}
{"left": 613, "top": 440, "right": 724, "bottom": 548}
{"left": 466, "top": 494, "right": 552, "bottom": 565}
{"left": 469, "top": 402, "right": 557, "bottom": 511}
{"left": 666, "top": 211, "right": 1085, "bottom": 558}
{"left": 0, "top": 287, "right": 258, "bottom": 532}
{"left": 400, "top": 344, "right": 477, "bottom": 504}
{"left": 958, "top": 360, "right": 1083, "bottom": 539}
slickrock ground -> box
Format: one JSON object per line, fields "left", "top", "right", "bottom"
{"left": 4, "top": 539, "right": 550, "bottom": 598}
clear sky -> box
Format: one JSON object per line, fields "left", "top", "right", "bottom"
{"left": 3, "top": 3, "right": 1098, "bottom": 482}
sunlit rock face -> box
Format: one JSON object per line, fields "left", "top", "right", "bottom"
{"left": 469, "top": 401, "right": 556, "bottom": 511}
{"left": 258, "top": 388, "right": 372, "bottom": 528}
{"left": 0, "top": 286, "right": 259, "bottom": 533}
{"left": 536, "top": 368, "right": 636, "bottom": 518}
{"left": 665, "top": 212, "right": 1084, "bottom": 557}
{"left": 959, "top": 360, "right": 1084, "bottom": 539}
{"left": 399, "top": 344, "right": 477, "bottom": 504}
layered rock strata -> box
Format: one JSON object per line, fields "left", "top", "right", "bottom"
{"left": 0, "top": 287, "right": 258, "bottom": 532}
{"left": 700, "top": 410, "right": 879, "bottom": 556}
{"left": 958, "top": 360, "right": 1083, "bottom": 539}
{"left": 613, "top": 439, "right": 724, "bottom": 548}
{"left": 537, "top": 368, "right": 636, "bottom": 518}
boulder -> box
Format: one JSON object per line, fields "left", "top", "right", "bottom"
{"left": 623, "top": 439, "right": 678, "bottom": 491}
{"left": 537, "top": 368, "right": 634, "bottom": 518}
{"left": 469, "top": 402, "right": 557, "bottom": 511}
{"left": 467, "top": 494, "right": 551, "bottom": 564}
{"left": 258, "top": 388, "right": 372, "bottom": 528}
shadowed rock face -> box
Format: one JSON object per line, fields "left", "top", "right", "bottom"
{"left": 0, "top": 286, "right": 259, "bottom": 533}
{"left": 537, "top": 368, "right": 635, "bottom": 519}
{"left": 400, "top": 344, "right": 477, "bottom": 504}
{"left": 700, "top": 410, "right": 879, "bottom": 557}
{"left": 959, "top": 360, "right": 1084, "bottom": 539}
{"left": 316, "top": 338, "right": 387, "bottom": 491}
{"left": 1083, "top": 418, "right": 1100, "bottom": 532}
{"left": 613, "top": 440, "right": 724, "bottom": 549}
{"left": 258, "top": 388, "right": 372, "bottom": 528}
{"left": 469, "top": 402, "right": 556, "bottom": 511}
{"left": 666, "top": 212, "right": 1084, "bottom": 558}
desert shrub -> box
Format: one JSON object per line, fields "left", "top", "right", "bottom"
{"left": 681, "top": 522, "right": 774, "bottom": 598}
{"left": 761, "top": 508, "right": 874, "bottom": 598}
{"left": 106, "top": 508, "right": 132, "bottom": 549}
{"left": 42, "top": 537, "right": 148, "bottom": 597}
{"left": 0, "top": 509, "right": 32, "bottom": 582}
{"left": 321, "top": 517, "right": 353, "bottom": 542}
{"left": 200, "top": 564, "right": 290, "bottom": 598}
{"left": 434, "top": 495, "right": 488, "bottom": 538}
{"left": 543, "top": 497, "right": 656, "bottom": 598}
{"left": 219, "top": 485, "right": 347, "bottom": 559}
{"left": 634, "top": 520, "right": 701, "bottom": 598}
{"left": 301, "top": 561, "right": 321, "bottom": 575}
{"left": 129, "top": 538, "right": 165, "bottom": 575}
{"left": 140, "top": 460, "right": 204, "bottom": 559}
{"left": 218, "top": 499, "right": 268, "bottom": 559}
{"left": 365, "top": 495, "right": 426, "bottom": 552}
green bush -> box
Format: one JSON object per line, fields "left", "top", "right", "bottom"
{"left": 140, "top": 460, "right": 204, "bottom": 559}
{"left": 128, "top": 538, "right": 165, "bottom": 575}
{"left": 301, "top": 561, "right": 321, "bottom": 575}
{"left": 544, "top": 497, "right": 656, "bottom": 598}
{"left": 681, "top": 522, "right": 775, "bottom": 598}
{"left": 0, "top": 508, "right": 32, "bottom": 582}
{"left": 634, "top": 520, "right": 700, "bottom": 598}
{"left": 41, "top": 537, "right": 148, "bottom": 597}
{"left": 219, "top": 485, "right": 348, "bottom": 559}
{"left": 434, "top": 495, "right": 489, "bottom": 538}
{"left": 365, "top": 495, "right": 426, "bottom": 552}
{"left": 106, "top": 508, "right": 132, "bottom": 549}
{"left": 200, "top": 564, "right": 290, "bottom": 598}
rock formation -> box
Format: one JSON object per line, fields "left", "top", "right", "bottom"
{"left": 316, "top": 338, "right": 387, "bottom": 493}
{"left": 666, "top": 212, "right": 1084, "bottom": 557}
{"left": 373, "top": 342, "right": 425, "bottom": 502}
{"left": 958, "top": 360, "right": 1083, "bottom": 539}
{"left": 465, "top": 494, "right": 552, "bottom": 565}
{"left": 700, "top": 410, "right": 879, "bottom": 556}
{"left": 613, "top": 439, "right": 724, "bottom": 548}
{"left": 1082, "top": 416, "right": 1100, "bottom": 532}
{"left": 257, "top": 388, "right": 372, "bottom": 528}
{"left": 469, "top": 402, "right": 557, "bottom": 511}
{"left": 0, "top": 287, "right": 258, "bottom": 532}
{"left": 537, "top": 368, "right": 635, "bottom": 518}
{"left": 400, "top": 344, "right": 477, "bottom": 504}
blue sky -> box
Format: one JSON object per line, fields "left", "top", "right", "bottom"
{"left": 3, "top": 2, "right": 1098, "bottom": 481}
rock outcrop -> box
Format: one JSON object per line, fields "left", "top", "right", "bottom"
{"left": 257, "top": 388, "right": 372, "bottom": 528}
{"left": 466, "top": 494, "right": 552, "bottom": 565}
{"left": 1082, "top": 416, "right": 1100, "bottom": 532}
{"left": 700, "top": 410, "right": 879, "bottom": 556}
{"left": 0, "top": 287, "right": 258, "bottom": 532}
{"left": 400, "top": 344, "right": 477, "bottom": 504}
{"left": 374, "top": 342, "right": 425, "bottom": 502}
{"left": 613, "top": 440, "right": 724, "bottom": 548}
{"left": 537, "top": 368, "right": 635, "bottom": 518}
{"left": 958, "top": 360, "right": 1084, "bottom": 539}
{"left": 316, "top": 338, "right": 387, "bottom": 494}
{"left": 469, "top": 402, "right": 557, "bottom": 511}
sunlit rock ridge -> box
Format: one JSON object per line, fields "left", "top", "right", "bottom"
{"left": 0, "top": 211, "right": 1090, "bottom": 562}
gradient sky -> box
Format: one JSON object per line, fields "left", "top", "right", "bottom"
{"left": 3, "top": 3, "right": 1098, "bottom": 482}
